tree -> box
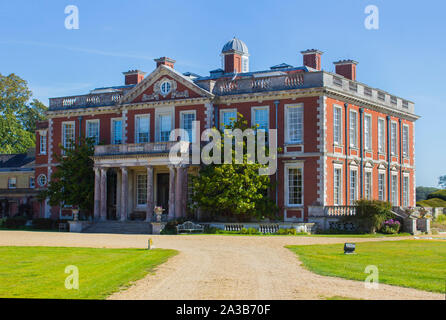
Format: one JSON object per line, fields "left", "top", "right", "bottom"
{"left": 38, "top": 138, "right": 95, "bottom": 217}
{"left": 190, "top": 113, "right": 277, "bottom": 221}
{"left": 0, "top": 73, "right": 47, "bottom": 153}
{"left": 416, "top": 186, "right": 439, "bottom": 202}
{"left": 438, "top": 175, "right": 446, "bottom": 189}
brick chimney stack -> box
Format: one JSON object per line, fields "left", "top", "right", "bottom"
{"left": 123, "top": 70, "right": 146, "bottom": 85}
{"left": 333, "top": 60, "right": 358, "bottom": 81}
{"left": 301, "top": 49, "right": 323, "bottom": 71}
{"left": 154, "top": 57, "right": 176, "bottom": 69}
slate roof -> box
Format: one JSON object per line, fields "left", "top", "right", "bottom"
{"left": 0, "top": 153, "right": 35, "bottom": 171}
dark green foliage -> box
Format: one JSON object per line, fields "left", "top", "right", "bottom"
{"left": 416, "top": 186, "right": 439, "bottom": 202}
{"left": 31, "top": 218, "right": 54, "bottom": 230}
{"left": 38, "top": 137, "right": 95, "bottom": 217}
{"left": 427, "top": 189, "right": 446, "bottom": 201}
{"left": 341, "top": 199, "right": 394, "bottom": 233}
{"left": 4, "top": 216, "right": 28, "bottom": 229}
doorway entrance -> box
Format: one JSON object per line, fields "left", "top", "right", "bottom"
{"left": 156, "top": 173, "right": 169, "bottom": 212}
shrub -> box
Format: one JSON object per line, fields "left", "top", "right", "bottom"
{"left": 277, "top": 228, "right": 298, "bottom": 235}
{"left": 160, "top": 220, "right": 179, "bottom": 235}
{"left": 341, "top": 200, "right": 394, "bottom": 233}
{"left": 4, "top": 216, "right": 28, "bottom": 229}
{"left": 0, "top": 218, "right": 6, "bottom": 228}
{"left": 204, "top": 226, "right": 218, "bottom": 234}
{"left": 32, "top": 218, "right": 54, "bottom": 230}
{"left": 380, "top": 219, "right": 401, "bottom": 234}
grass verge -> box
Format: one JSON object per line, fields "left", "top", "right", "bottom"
{"left": 287, "top": 240, "right": 446, "bottom": 293}
{"left": 0, "top": 246, "right": 177, "bottom": 299}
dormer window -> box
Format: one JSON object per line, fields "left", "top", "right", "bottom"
{"left": 160, "top": 81, "right": 171, "bottom": 96}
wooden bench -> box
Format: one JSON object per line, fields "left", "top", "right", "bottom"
{"left": 176, "top": 221, "right": 204, "bottom": 234}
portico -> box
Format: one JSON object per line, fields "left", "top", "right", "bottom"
{"left": 92, "top": 142, "right": 193, "bottom": 222}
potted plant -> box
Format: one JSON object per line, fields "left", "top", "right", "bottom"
{"left": 154, "top": 206, "right": 164, "bottom": 222}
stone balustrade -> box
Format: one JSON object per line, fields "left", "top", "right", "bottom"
{"left": 49, "top": 91, "right": 124, "bottom": 110}
{"left": 94, "top": 141, "right": 189, "bottom": 156}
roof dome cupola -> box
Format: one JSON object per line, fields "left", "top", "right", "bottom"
{"left": 221, "top": 37, "right": 249, "bottom": 74}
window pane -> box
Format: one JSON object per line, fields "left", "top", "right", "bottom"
{"left": 334, "top": 168, "right": 342, "bottom": 205}
{"left": 287, "top": 107, "right": 303, "bottom": 143}
{"left": 87, "top": 121, "right": 99, "bottom": 145}
{"left": 333, "top": 108, "right": 341, "bottom": 144}
{"left": 364, "top": 116, "right": 371, "bottom": 150}
{"left": 350, "top": 170, "right": 357, "bottom": 204}
{"left": 136, "top": 174, "right": 147, "bottom": 205}
{"left": 181, "top": 113, "right": 195, "bottom": 142}
{"left": 288, "top": 167, "right": 302, "bottom": 205}
{"left": 221, "top": 111, "right": 236, "bottom": 129}
{"left": 378, "top": 119, "right": 385, "bottom": 153}
{"left": 136, "top": 116, "right": 150, "bottom": 143}
{"left": 349, "top": 111, "right": 357, "bottom": 148}
{"left": 160, "top": 114, "right": 171, "bottom": 142}
{"left": 254, "top": 108, "right": 268, "bottom": 132}
{"left": 63, "top": 123, "right": 75, "bottom": 152}
{"left": 112, "top": 120, "right": 122, "bottom": 144}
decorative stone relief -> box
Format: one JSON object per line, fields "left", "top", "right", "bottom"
{"left": 141, "top": 77, "right": 189, "bottom": 102}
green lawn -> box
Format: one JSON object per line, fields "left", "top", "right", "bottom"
{"left": 0, "top": 246, "right": 177, "bottom": 299}
{"left": 287, "top": 240, "right": 446, "bottom": 293}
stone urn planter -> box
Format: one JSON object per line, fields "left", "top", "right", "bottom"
{"left": 72, "top": 209, "right": 79, "bottom": 221}
{"left": 154, "top": 206, "right": 164, "bottom": 222}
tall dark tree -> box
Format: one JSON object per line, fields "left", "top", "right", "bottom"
{"left": 438, "top": 175, "right": 446, "bottom": 189}
{"left": 39, "top": 138, "right": 95, "bottom": 216}
{"left": 0, "top": 73, "right": 47, "bottom": 153}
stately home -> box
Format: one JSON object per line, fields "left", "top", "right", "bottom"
{"left": 34, "top": 38, "right": 417, "bottom": 227}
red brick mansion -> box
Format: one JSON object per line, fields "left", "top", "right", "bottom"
{"left": 34, "top": 38, "right": 418, "bottom": 226}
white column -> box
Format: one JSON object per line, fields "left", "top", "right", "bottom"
{"left": 120, "top": 167, "right": 128, "bottom": 221}
{"left": 94, "top": 167, "right": 101, "bottom": 221}
{"left": 146, "top": 165, "right": 154, "bottom": 222}
{"left": 175, "top": 165, "right": 183, "bottom": 219}
{"left": 168, "top": 165, "right": 176, "bottom": 220}
{"left": 100, "top": 168, "right": 107, "bottom": 221}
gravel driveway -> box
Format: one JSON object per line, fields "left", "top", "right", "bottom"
{"left": 0, "top": 231, "right": 442, "bottom": 300}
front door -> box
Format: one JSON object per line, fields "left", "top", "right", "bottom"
{"left": 156, "top": 173, "right": 169, "bottom": 212}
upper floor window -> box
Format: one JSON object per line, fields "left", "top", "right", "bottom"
{"left": 180, "top": 111, "right": 196, "bottom": 142}
{"left": 29, "top": 176, "right": 35, "bottom": 189}
{"left": 86, "top": 120, "right": 100, "bottom": 145}
{"left": 364, "top": 114, "right": 372, "bottom": 151}
{"left": 112, "top": 119, "right": 123, "bottom": 145}
{"left": 285, "top": 104, "right": 303, "bottom": 144}
{"left": 378, "top": 118, "right": 385, "bottom": 153}
{"left": 39, "top": 131, "right": 47, "bottom": 155}
{"left": 349, "top": 110, "right": 357, "bottom": 148}
{"left": 8, "top": 177, "right": 16, "bottom": 189}
{"left": 286, "top": 164, "right": 303, "bottom": 206}
{"left": 391, "top": 122, "right": 397, "bottom": 155}
{"left": 135, "top": 115, "right": 150, "bottom": 143}
{"left": 333, "top": 106, "right": 342, "bottom": 145}
{"left": 364, "top": 171, "right": 372, "bottom": 199}
{"left": 402, "top": 125, "right": 409, "bottom": 157}
{"left": 252, "top": 107, "right": 269, "bottom": 132}
{"left": 159, "top": 114, "right": 172, "bottom": 142}
{"left": 220, "top": 109, "right": 237, "bottom": 130}
{"left": 38, "top": 174, "right": 47, "bottom": 187}
{"left": 62, "top": 122, "right": 75, "bottom": 153}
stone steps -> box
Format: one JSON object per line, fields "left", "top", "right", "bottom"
{"left": 83, "top": 221, "right": 152, "bottom": 234}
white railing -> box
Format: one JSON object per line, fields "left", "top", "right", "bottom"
{"left": 94, "top": 141, "right": 189, "bottom": 156}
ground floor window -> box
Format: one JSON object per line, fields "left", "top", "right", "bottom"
{"left": 403, "top": 175, "right": 410, "bottom": 207}
{"left": 378, "top": 173, "right": 385, "bottom": 201}
{"left": 286, "top": 165, "right": 303, "bottom": 206}
{"left": 364, "top": 171, "right": 372, "bottom": 200}
{"left": 391, "top": 174, "right": 398, "bottom": 206}
{"left": 334, "top": 167, "right": 342, "bottom": 205}
{"left": 349, "top": 169, "right": 357, "bottom": 205}
{"left": 136, "top": 174, "right": 147, "bottom": 206}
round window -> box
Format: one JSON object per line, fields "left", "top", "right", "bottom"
{"left": 38, "top": 174, "right": 47, "bottom": 187}
{"left": 160, "top": 81, "right": 171, "bottom": 95}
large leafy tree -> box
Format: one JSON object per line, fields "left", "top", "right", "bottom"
{"left": 191, "top": 113, "right": 277, "bottom": 220}
{"left": 39, "top": 138, "right": 95, "bottom": 216}
{"left": 0, "top": 73, "right": 47, "bottom": 153}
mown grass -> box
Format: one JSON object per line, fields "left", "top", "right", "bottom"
{"left": 287, "top": 240, "right": 446, "bottom": 293}
{"left": 0, "top": 246, "right": 177, "bottom": 299}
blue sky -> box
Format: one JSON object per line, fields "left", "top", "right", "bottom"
{"left": 0, "top": 0, "right": 444, "bottom": 187}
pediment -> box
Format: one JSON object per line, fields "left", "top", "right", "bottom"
{"left": 120, "top": 65, "right": 213, "bottom": 104}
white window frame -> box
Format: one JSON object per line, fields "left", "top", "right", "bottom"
{"left": 136, "top": 173, "right": 147, "bottom": 207}
{"left": 364, "top": 114, "right": 372, "bottom": 151}
{"left": 285, "top": 103, "right": 304, "bottom": 145}
{"left": 333, "top": 165, "right": 343, "bottom": 205}
{"left": 38, "top": 174, "right": 47, "bottom": 187}
{"left": 157, "top": 112, "right": 173, "bottom": 142}
{"left": 349, "top": 168, "right": 358, "bottom": 205}
{"left": 333, "top": 105, "right": 342, "bottom": 146}
{"left": 39, "top": 130, "right": 47, "bottom": 155}
{"left": 378, "top": 118, "right": 385, "bottom": 154}
{"left": 8, "top": 177, "right": 17, "bottom": 189}
{"left": 402, "top": 124, "right": 409, "bottom": 158}
{"left": 219, "top": 108, "right": 237, "bottom": 130}
{"left": 349, "top": 110, "right": 358, "bottom": 148}
{"left": 62, "top": 121, "right": 75, "bottom": 153}
{"left": 378, "top": 171, "right": 386, "bottom": 201}
{"left": 111, "top": 118, "right": 123, "bottom": 145}
{"left": 86, "top": 119, "right": 100, "bottom": 145}
{"left": 251, "top": 106, "right": 269, "bottom": 133}
{"left": 285, "top": 162, "right": 304, "bottom": 207}
{"left": 391, "top": 121, "right": 397, "bottom": 155}
{"left": 391, "top": 173, "right": 398, "bottom": 206}
{"left": 135, "top": 114, "right": 150, "bottom": 144}
{"left": 180, "top": 110, "right": 196, "bottom": 142}
{"left": 364, "top": 169, "right": 372, "bottom": 200}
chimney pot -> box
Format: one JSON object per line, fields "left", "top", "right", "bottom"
{"left": 333, "top": 59, "right": 358, "bottom": 81}
{"left": 301, "top": 49, "right": 323, "bottom": 71}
